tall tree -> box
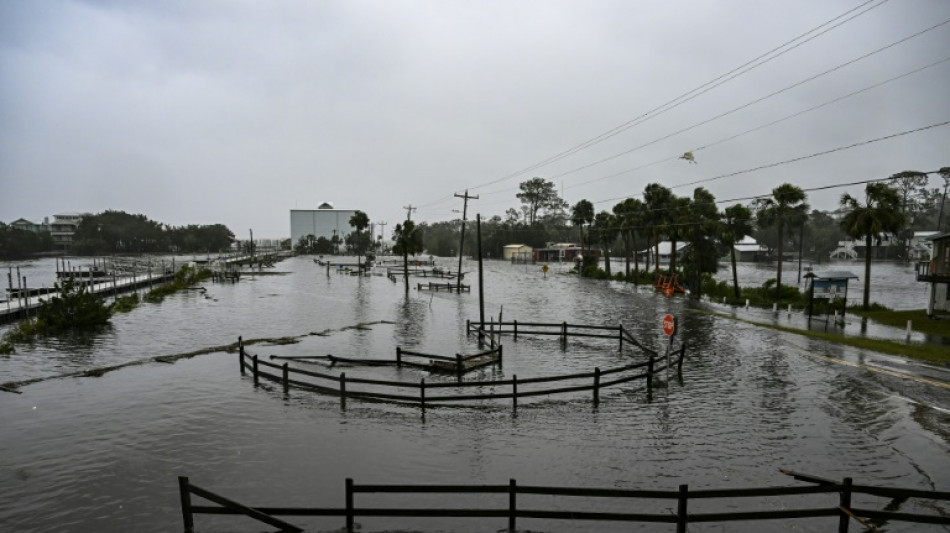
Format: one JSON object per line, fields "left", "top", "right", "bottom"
{"left": 393, "top": 220, "right": 424, "bottom": 292}
{"left": 681, "top": 188, "right": 719, "bottom": 297}
{"left": 571, "top": 199, "right": 594, "bottom": 250}
{"left": 517, "top": 177, "right": 568, "bottom": 225}
{"left": 721, "top": 204, "right": 754, "bottom": 298}
{"left": 613, "top": 197, "right": 646, "bottom": 278}
{"left": 591, "top": 211, "right": 618, "bottom": 276}
{"left": 840, "top": 182, "right": 905, "bottom": 310}
{"left": 667, "top": 195, "right": 691, "bottom": 274}
{"left": 890, "top": 170, "right": 929, "bottom": 259}
{"left": 755, "top": 183, "right": 809, "bottom": 302}
{"left": 643, "top": 183, "right": 673, "bottom": 273}
{"left": 349, "top": 210, "right": 370, "bottom": 271}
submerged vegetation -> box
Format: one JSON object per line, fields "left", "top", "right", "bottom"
{"left": 142, "top": 266, "right": 212, "bottom": 303}
{"left": 0, "top": 266, "right": 212, "bottom": 355}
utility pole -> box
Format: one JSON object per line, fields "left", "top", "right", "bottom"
{"left": 403, "top": 205, "right": 417, "bottom": 221}
{"left": 377, "top": 221, "right": 388, "bottom": 253}
{"left": 454, "top": 190, "right": 478, "bottom": 292}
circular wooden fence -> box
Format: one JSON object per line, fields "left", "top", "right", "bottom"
{"left": 237, "top": 320, "right": 687, "bottom": 410}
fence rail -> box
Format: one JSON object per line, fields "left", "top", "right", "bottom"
{"left": 239, "top": 331, "right": 684, "bottom": 410}
{"left": 178, "top": 471, "right": 950, "bottom": 532}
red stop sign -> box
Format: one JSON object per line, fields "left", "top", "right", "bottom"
{"left": 662, "top": 314, "right": 675, "bottom": 336}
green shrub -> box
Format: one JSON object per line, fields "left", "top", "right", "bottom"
{"left": 36, "top": 277, "right": 113, "bottom": 331}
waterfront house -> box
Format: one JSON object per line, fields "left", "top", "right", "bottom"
{"left": 915, "top": 232, "right": 950, "bottom": 316}
{"left": 636, "top": 241, "right": 690, "bottom": 267}
{"left": 533, "top": 243, "right": 597, "bottom": 263}
{"left": 728, "top": 236, "right": 767, "bottom": 262}
{"left": 909, "top": 231, "right": 939, "bottom": 260}
{"left": 503, "top": 244, "right": 533, "bottom": 262}
{"left": 50, "top": 213, "right": 83, "bottom": 251}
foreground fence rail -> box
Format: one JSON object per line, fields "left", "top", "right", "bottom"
{"left": 178, "top": 470, "right": 950, "bottom": 532}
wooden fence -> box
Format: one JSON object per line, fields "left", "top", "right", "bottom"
{"left": 238, "top": 327, "right": 684, "bottom": 410}
{"left": 467, "top": 319, "right": 659, "bottom": 356}
{"left": 178, "top": 470, "right": 950, "bottom": 532}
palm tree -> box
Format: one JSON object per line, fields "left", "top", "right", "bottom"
{"left": 393, "top": 219, "right": 424, "bottom": 292}
{"left": 755, "top": 183, "right": 808, "bottom": 302}
{"left": 643, "top": 183, "right": 673, "bottom": 273}
{"left": 721, "top": 204, "right": 754, "bottom": 298}
{"left": 613, "top": 198, "right": 646, "bottom": 278}
{"left": 591, "top": 211, "right": 618, "bottom": 276}
{"left": 840, "top": 182, "right": 905, "bottom": 310}
{"left": 349, "top": 210, "right": 370, "bottom": 272}
{"left": 681, "top": 187, "right": 718, "bottom": 297}
{"left": 666, "top": 195, "right": 691, "bottom": 274}
{"left": 571, "top": 199, "right": 594, "bottom": 251}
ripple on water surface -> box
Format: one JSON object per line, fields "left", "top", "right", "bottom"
{"left": 0, "top": 257, "right": 948, "bottom": 532}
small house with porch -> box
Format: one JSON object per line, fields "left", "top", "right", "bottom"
{"left": 502, "top": 244, "right": 533, "bottom": 262}
{"left": 533, "top": 243, "right": 598, "bottom": 263}
{"left": 915, "top": 232, "right": 950, "bottom": 316}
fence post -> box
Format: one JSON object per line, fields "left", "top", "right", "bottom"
{"left": 252, "top": 355, "right": 259, "bottom": 385}
{"left": 466, "top": 319, "right": 470, "bottom": 336}
{"left": 618, "top": 323, "right": 624, "bottom": 351}
{"left": 508, "top": 478, "right": 517, "bottom": 532}
{"left": 676, "top": 484, "right": 688, "bottom": 533}
{"left": 678, "top": 342, "right": 686, "bottom": 372}
{"left": 239, "top": 336, "right": 245, "bottom": 375}
{"left": 512, "top": 375, "right": 518, "bottom": 411}
{"left": 513, "top": 319, "right": 518, "bottom": 341}
{"left": 178, "top": 476, "right": 194, "bottom": 533}
{"left": 345, "top": 478, "right": 354, "bottom": 532}
{"left": 456, "top": 353, "right": 463, "bottom": 381}
{"left": 561, "top": 321, "right": 567, "bottom": 347}
{"left": 498, "top": 344, "right": 503, "bottom": 368}
{"left": 838, "top": 477, "right": 852, "bottom": 533}
{"left": 420, "top": 378, "right": 426, "bottom": 413}
{"left": 282, "top": 363, "right": 289, "bottom": 391}
{"left": 396, "top": 347, "right": 402, "bottom": 368}
{"left": 647, "top": 355, "right": 654, "bottom": 389}
{"left": 593, "top": 367, "right": 601, "bottom": 406}
{"left": 340, "top": 373, "right": 346, "bottom": 409}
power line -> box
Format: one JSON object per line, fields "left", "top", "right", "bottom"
{"left": 590, "top": 119, "right": 950, "bottom": 208}
{"left": 460, "top": 0, "right": 891, "bottom": 193}
{"left": 551, "top": 17, "right": 950, "bottom": 183}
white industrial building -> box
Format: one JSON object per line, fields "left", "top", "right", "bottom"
{"left": 289, "top": 203, "right": 359, "bottom": 245}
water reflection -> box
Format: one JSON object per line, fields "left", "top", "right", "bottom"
{"left": 392, "top": 295, "right": 429, "bottom": 347}
{"left": 0, "top": 256, "right": 948, "bottom": 533}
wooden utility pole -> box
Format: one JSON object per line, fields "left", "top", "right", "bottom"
{"left": 377, "top": 221, "right": 387, "bottom": 253}
{"left": 403, "top": 205, "right": 417, "bottom": 221}
{"left": 454, "top": 190, "right": 478, "bottom": 293}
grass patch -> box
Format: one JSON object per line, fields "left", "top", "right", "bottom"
{"left": 849, "top": 308, "right": 950, "bottom": 337}
{"left": 112, "top": 293, "right": 140, "bottom": 313}
{"left": 143, "top": 266, "right": 212, "bottom": 303}
{"left": 693, "top": 308, "right": 950, "bottom": 365}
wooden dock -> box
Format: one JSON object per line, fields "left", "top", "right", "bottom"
{"left": 1, "top": 270, "right": 176, "bottom": 325}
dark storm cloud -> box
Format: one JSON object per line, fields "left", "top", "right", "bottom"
{"left": 2, "top": 0, "right": 948, "bottom": 237}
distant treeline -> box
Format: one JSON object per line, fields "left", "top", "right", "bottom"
{"left": 0, "top": 224, "right": 53, "bottom": 259}
{"left": 0, "top": 210, "right": 236, "bottom": 259}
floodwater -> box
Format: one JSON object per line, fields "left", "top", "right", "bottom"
{"left": 1, "top": 256, "right": 948, "bottom": 532}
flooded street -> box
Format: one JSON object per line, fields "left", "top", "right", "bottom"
{"left": 1, "top": 256, "right": 948, "bottom": 532}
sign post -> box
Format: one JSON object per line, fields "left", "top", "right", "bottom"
{"left": 541, "top": 264, "right": 549, "bottom": 278}
{"left": 662, "top": 314, "right": 675, "bottom": 382}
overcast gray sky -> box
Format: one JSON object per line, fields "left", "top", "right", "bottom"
{"left": 2, "top": 0, "right": 948, "bottom": 239}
